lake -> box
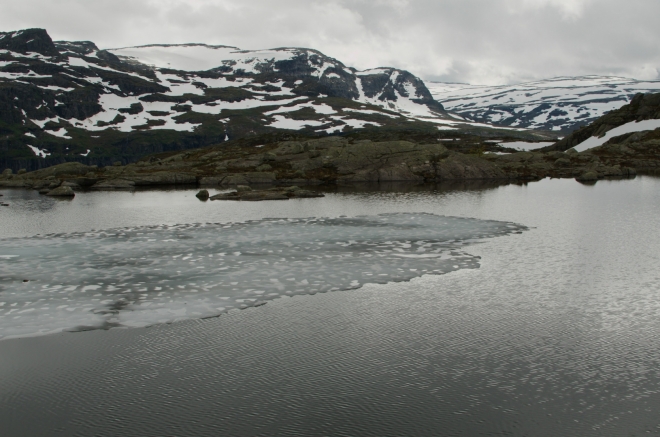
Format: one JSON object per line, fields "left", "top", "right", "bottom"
{"left": 1, "top": 176, "right": 660, "bottom": 436}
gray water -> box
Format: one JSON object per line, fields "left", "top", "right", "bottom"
{"left": 1, "top": 177, "right": 660, "bottom": 436}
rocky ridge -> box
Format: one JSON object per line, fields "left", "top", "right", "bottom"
{"left": 3, "top": 123, "right": 655, "bottom": 195}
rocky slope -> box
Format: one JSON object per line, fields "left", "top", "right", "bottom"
{"left": 429, "top": 76, "right": 660, "bottom": 134}
{"left": 542, "top": 92, "right": 660, "bottom": 153}
{"left": 1, "top": 28, "right": 551, "bottom": 173}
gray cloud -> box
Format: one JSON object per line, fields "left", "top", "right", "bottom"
{"left": 1, "top": 0, "right": 659, "bottom": 85}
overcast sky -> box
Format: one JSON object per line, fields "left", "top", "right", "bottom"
{"left": 2, "top": 0, "right": 659, "bottom": 85}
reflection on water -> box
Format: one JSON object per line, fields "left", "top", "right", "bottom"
{"left": 1, "top": 176, "right": 660, "bottom": 436}
{"left": 0, "top": 180, "right": 515, "bottom": 239}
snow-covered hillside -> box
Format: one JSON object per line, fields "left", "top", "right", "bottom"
{"left": 108, "top": 44, "right": 455, "bottom": 126}
{"left": 429, "top": 76, "right": 660, "bottom": 133}
{"left": 0, "top": 28, "right": 554, "bottom": 171}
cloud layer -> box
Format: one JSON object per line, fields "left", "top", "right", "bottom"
{"left": 1, "top": 0, "right": 659, "bottom": 85}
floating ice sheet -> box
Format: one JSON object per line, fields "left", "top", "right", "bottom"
{"left": 0, "top": 214, "right": 526, "bottom": 339}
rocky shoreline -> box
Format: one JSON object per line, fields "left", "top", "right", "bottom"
{"left": 1, "top": 133, "right": 657, "bottom": 197}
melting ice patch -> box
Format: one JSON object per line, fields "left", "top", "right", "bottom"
{"left": 0, "top": 214, "right": 526, "bottom": 339}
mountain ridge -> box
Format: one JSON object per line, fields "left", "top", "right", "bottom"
{"left": 429, "top": 76, "right": 660, "bottom": 134}
{"left": 1, "top": 28, "right": 481, "bottom": 172}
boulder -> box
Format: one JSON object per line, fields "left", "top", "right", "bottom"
{"left": 196, "top": 189, "right": 210, "bottom": 200}
{"left": 2, "top": 169, "right": 12, "bottom": 179}
{"left": 46, "top": 186, "right": 76, "bottom": 197}
{"left": 32, "top": 180, "right": 52, "bottom": 190}
{"left": 210, "top": 186, "right": 324, "bottom": 201}
{"left": 91, "top": 179, "right": 136, "bottom": 190}
{"left": 576, "top": 171, "right": 599, "bottom": 182}
{"left": 61, "top": 181, "right": 82, "bottom": 189}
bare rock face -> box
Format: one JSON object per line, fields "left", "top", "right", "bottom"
{"left": 46, "top": 186, "right": 75, "bottom": 197}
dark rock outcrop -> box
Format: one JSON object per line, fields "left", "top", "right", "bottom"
{"left": 46, "top": 185, "right": 75, "bottom": 196}
{"left": 210, "top": 186, "right": 324, "bottom": 201}
{"left": 0, "top": 28, "right": 59, "bottom": 57}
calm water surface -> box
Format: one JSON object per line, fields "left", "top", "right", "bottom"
{"left": 1, "top": 177, "right": 659, "bottom": 436}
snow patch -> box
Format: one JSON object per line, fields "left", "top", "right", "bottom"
{"left": 26, "top": 145, "right": 50, "bottom": 158}
{"left": 311, "top": 61, "right": 335, "bottom": 78}
{"left": 343, "top": 108, "right": 398, "bottom": 118}
{"left": 498, "top": 141, "right": 555, "bottom": 151}
{"left": 109, "top": 45, "right": 297, "bottom": 72}
{"left": 45, "top": 128, "right": 72, "bottom": 139}
{"left": 0, "top": 70, "right": 51, "bottom": 79}
{"left": 264, "top": 102, "right": 335, "bottom": 116}
{"left": 574, "top": 119, "right": 660, "bottom": 152}
{"left": 39, "top": 85, "right": 76, "bottom": 92}
{"left": 268, "top": 115, "right": 327, "bottom": 130}
{"left": 355, "top": 68, "right": 391, "bottom": 76}
{"left": 30, "top": 117, "right": 63, "bottom": 129}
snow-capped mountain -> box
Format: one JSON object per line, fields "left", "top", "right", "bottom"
{"left": 2, "top": 28, "right": 475, "bottom": 170}
{"left": 428, "top": 76, "right": 660, "bottom": 134}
